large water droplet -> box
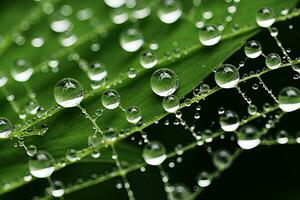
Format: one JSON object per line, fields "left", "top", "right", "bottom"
{"left": 101, "top": 89, "right": 121, "bottom": 109}
{"left": 256, "top": 7, "right": 275, "bottom": 28}
{"left": 11, "top": 59, "right": 34, "bottom": 82}
{"left": 50, "top": 19, "right": 71, "bottom": 33}
{"left": 219, "top": 110, "right": 240, "bottom": 132}
{"left": 266, "top": 53, "right": 281, "bottom": 69}
{"left": 125, "top": 106, "right": 142, "bottom": 124}
{"left": 0, "top": 118, "right": 13, "bottom": 139}
{"left": 278, "top": 87, "right": 300, "bottom": 112}
{"left": 29, "top": 151, "right": 55, "bottom": 178}
{"left": 157, "top": 0, "right": 182, "bottom": 24}
{"left": 151, "top": 68, "right": 179, "bottom": 97}
{"left": 143, "top": 141, "right": 166, "bottom": 166}
{"left": 244, "top": 40, "right": 262, "bottom": 58}
{"left": 214, "top": 64, "right": 239, "bottom": 88}
{"left": 236, "top": 125, "right": 260, "bottom": 149}
{"left": 140, "top": 50, "right": 158, "bottom": 69}
{"left": 162, "top": 95, "right": 180, "bottom": 113}
{"left": 198, "top": 25, "right": 221, "bottom": 46}
{"left": 87, "top": 61, "right": 108, "bottom": 81}
{"left": 104, "top": 0, "right": 126, "bottom": 8}
{"left": 54, "top": 78, "right": 84, "bottom": 108}
{"left": 120, "top": 27, "right": 144, "bottom": 52}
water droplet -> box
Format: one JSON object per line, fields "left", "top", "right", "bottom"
{"left": 140, "top": 50, "right": 158, "bottom": 69}
{"left": 244, "top": 40, "right": 262, "bottom": 58}
{"left": 26, "top": 145, "right": 37, "bottom": 157}
{"left": 50, "top": 19, "right": 71, "bottom": 33}
{"left": 196, "top": 171, "right": 211, "bottom": 187}
{"left": 111, "top": 7, "right": 129, "bottom": 24}
{"left": 66, "top": 149, "right": 79, "bottom": 162}
{"left": 198, "top": 25, "right": 221, "bottom": 46}
{"left": 266, "top": 53, "right": 281, "bottom": 69}
{"left": 31, "top": 37, "right": 44, "bottom": 48}
{"left": 0, "top": 118, "right": 13, "bottom": 139}
{"left": 127, "top": 67, "right": 137, "bottom": 78}
{"left": 150, "top": 68, "right": 179, "bottom": 97}
{"left": 120, "top": 27, "right": 144, "bottom": 52}
{"left": 157, "top": 0, "right": 182, "bottom": 24}
{"left": 11, "top": 59, "right": 34, "bottom": 82}
{"left": 168, "top": 184, "right": 190, "bottom": 200}
{"left": 59, "top": 32, "right": 77, "bottom": 47}
{"left": 162, "top": 95, "right": 180, "bottom": 113}
{"left": 104, "top": 0, "right": 126, "bottom": 8}
{"left": 125, "top": 106, "right": 142, "bottom": 124}
{"left": 236, "top": 125, "right": 260, "bottom": 149}
{"left": 25, "top": 101, "right": 39, "bottom": 115}
{"left": 88, "top": 134, "right": 102, "bottom": 148}
{"left": 87, "top": 61, "right": 108, "bottom": 81}
{"left": 212, "top": 149, "right": 232, "bottom": 170}
{"left": 278, "top": 87, "right": 300, "bottom": 112}
{"left": 29, "top": 151, "right": 55, "bottom": 178}
{"left": 247, "top": 104, "right": 257, "bottom": 115}
{"left": 143, "top": 141, "right": 166, "bottom": 166}
{"left": 219, "top": 110, "right": 240, "bottom": 132}
{"left": 54, "top": 78, "right": 84, "bottom": 108}
{"left": 101, "top": 89, "right": 121, "bottom": 109}
{"left": 276, "top": 130, "right": 289, "bottom": 144}
{"left": 0, "top": 71, "right": 8, "bottom": 87}
{"left": 214, "top": 64, "right": 239, "bottom": 88}
{"left": 50, "top": 180, "right": 64, "bottom": 197}
{"left": 270, "top": 27, "right": 278, "bottom": 37}
{"left": 256, "top": 7, "right": 275, "bottom": 28}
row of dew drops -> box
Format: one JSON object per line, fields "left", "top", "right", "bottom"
{"left": 0, "top": 0, "right": 299, "bottom": 198}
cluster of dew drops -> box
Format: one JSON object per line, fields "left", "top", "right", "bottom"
{"left": 0, "top": 0, "right": 299, "bottom": 199}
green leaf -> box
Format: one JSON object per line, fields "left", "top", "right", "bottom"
{"left": 0, "top": 0, "right": 298, "bottom": 196}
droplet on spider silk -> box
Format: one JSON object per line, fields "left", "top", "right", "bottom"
{"left": 214, "top": 64, "right": 239, "bottom": 88}
{"left": 0, "top": 118, "right": 13, "bottom": 139}
{"left": 244, "top": 40, "right": 262, "bottom": 58}
{"left": 11, "top": 59, "right": 34, "bottom": 82}
{"left": 163, "top": 95, "right": 180, "bottom": 113}
{"left": 266, "top": 53, "right": 281, "bottom": 69}
{"left": 49, "top": 180, "right": 64, "bottom": 197}
{"left": 168, "top": 184, "right": 191, "bottom": 200}
{"left": 120, "top": 27, "right": 144, "bottom": 52}
{"left": 104, "top": 0, "right": 126, "bottom": 8}
{"left": 66, "top": 149, "right": 79, "bottom": 162}
{"left": 50, "top": 19, "right": 71, "bottom": 33}
{"left": 276, "top": 130, "right": 289, "bottom": 144}
{"left": 101, "top": 89, "right": 121, "bottom": 109}
{"left": 0, "top": 71, "right": 8, "bottom": 87}
{"left": 278, "top": 87, "right": 300, "bottom": 112}
{"left": 212, "top": 149, "right": 232, "bottom": 170}
{"left": 236, "top": 125, "right": 260, "bottom": 149}
{"left": 143, "top": 141, "right": 166, "bottom": 166}
{"left": 59, "top": 32, "right": 77, "bottom": 47}
{"left": 140, "top": 50, "right": 158, "bottom": 69}
{"left": 196, "top": 171, "right": 211, "bottom": 187}
{"left": 25, "top": 101, "right": 39, "bottom": 115}
{"left": 125, "top": 106, "right": 142, "bottom": 124}
{"left": 28, "top": 151, "right": 55, "bottom": 178}
{"left": 26, "top": 145, "right": 37, "bottom": 157}
{"left": 151, "top": 68, "right": 179, "bottom": 97}
{"left": 157, "top": 0, "right": 182, "bottom": 24}
{"left": 54, "top": 78, "right": 84, "bottom": 108}
{"left": 87, "top": 61, "right": 108, "bottom": 81}
{"left": 219, "top": 110, "right": 240, "bottom": 132}
{"left": 256, "top": 7, "right": 275, "bottom": 28}
{"left": 247, "top": 104, "right": 258, "bottom": 115}
{"left": 198, "top": 25, "right": 221, "bottom": 46}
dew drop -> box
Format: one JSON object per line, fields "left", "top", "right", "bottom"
{"left": 101, "top": 89, "right": 121, "bottom": 109}
{"left": 150, "top": 68, "right": 179, "bottom": 97}
{"left": 196, "top": 171, "right": 211, "bottom": 187}
{"left": 278, "top": 87, "right": 300, "bottom": 112}
{"left": 244, "top": 40, "right": 262, "bottom": 58}
{"left": 276, "top": 130, "right": 289, "bottom": 144}
{"left": 212, "top": 149, "right": 232, "bottom": 170}
{"left": 0, "top": 71, "right": 8, "bottom": 87}
{"left": 219, "top": 110, "right": 240, "bottom": 132}
{"left": 266, "top": 53, "right": 281, "bottom": 69}
{"left": 104, "top": 0, "right": 126, "bottom": 8}
{"left": 157, "top": 0, "right": 182, "bottom": 24}
{"left": 11, "top": 59, "right": 34, "bottom": 82}
{"left": 198, "top": 25, "right": 221, "bottom": 46}
{"left": 120, "top": 27, "right": 144, "bottom": 52}
{"left": 0, "top": 118, "right": 13, "bottom": 139}
{"left": 54, "top": 78, "right": 84, "bottom": 108}
{"left": 162, "top": 95, "right": 180, "bottom": 113}
{"left": 140, "top": 50, "right": 158, "bottom": 69}
{"left": 28, "top": 151, "right": 55, "bottom": 178}
{"left": 66, "top": 149, "right": 79, "bottom": 162}
{"left": 214, "top": 64, "right": 239, "bottom": 89}
{"left": 50, "top": 180, "right": 64, "bottom": 197}
{"left": 127, "top": 67, "right": 137, "bottom": 78}
{"left": 256, "top": 7, "right": 275, "bottom": 28}
{"left": 142, "top": 141, "right": 166, "bottom": 166}
{"left": 168, "top": 184, "right": 190, "bottom": 200}
{"left": 125, "top": 106, "right": 142, "bottom": 124}
{"left": 247, "top": 104, "right": 258, "bottom": 115}
{"left": 50, "top": 19, "right": 71, "bottom": 33}
{"left": 26, "top": 145, "right": 37, "bottom": 157}
{"left": 236, "top": 125, "right": 260, "bottom": 149}
{"left": 87, "top": 61, "right": 108, "bottom": 81}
